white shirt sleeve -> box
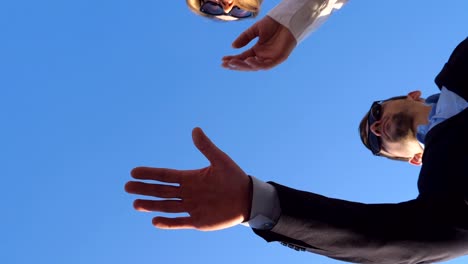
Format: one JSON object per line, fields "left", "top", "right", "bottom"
{"left": 267, "top": 0, "right": 349, "bottom": 43}
{"left": 241, "top": 176, "right": 281, "bottom": 230}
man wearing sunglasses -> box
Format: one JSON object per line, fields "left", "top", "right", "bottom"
{"left": 357, "top": 39, "right": 468, "bottom": 166}
{"left": 126, "top": 37, "right": 468, "bottom": 263}
{"left": 199, "top": 0, "right": 255, "bottom": 19}
{"left": 358, "top": 91, "right": 439, "bottom": 166}
{"left": 186, "top": 0, "right": 261, "bottom": 21}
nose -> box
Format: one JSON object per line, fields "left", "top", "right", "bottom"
{"left": 220, "top": 0, "right": 234, "bottom": 12}
{"left": 370, "top": 121, "right": 382, "bottom": 136}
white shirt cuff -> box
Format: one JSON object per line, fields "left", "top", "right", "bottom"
{"left": 267, "top": 0, "right": 348, "bottom": 43}
{"left": 241, "top": 176, "right": 281, "bottom": 230}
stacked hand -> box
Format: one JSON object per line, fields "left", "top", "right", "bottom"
{"left": 125, "top": 127, "right": 252, "bottom": 231}
{"left": 222, "top": 16, "right": 297, "bottom": 71}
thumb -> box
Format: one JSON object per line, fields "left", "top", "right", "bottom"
{"left": 192, "top": 127, "right": 225, "bottom": 164}
{"left": 232, "top": 24, "right": 259, "bottom": 49}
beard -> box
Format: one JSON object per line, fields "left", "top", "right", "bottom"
{"left": 388, "top": 112, "right": 415, "bottom": 142}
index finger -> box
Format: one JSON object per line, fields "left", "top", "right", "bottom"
{"left": 131, "top": 167, "right": 190, "bottom": 183}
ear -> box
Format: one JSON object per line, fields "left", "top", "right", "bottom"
{"left": 408, "top": 152, "right": 423, "bottom": 166}
{"left": 407, "top": 90, "right": 422, "bottom": 101}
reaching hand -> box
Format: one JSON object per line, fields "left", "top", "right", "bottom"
{"left": 125, "top": 127, "right": 252, "bottom": 231}
{"left": 222, "top": 16, "right": 297, "bottom": 71}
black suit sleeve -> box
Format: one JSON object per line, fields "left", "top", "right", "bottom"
{"left": 435, "top": 37, "right": 468, "bottom": 100}
{"left": 252, "top": 37, "right": 468, "bottom": 264}
{"left": 253, "top": 183, "right": 468, "bottom": 264}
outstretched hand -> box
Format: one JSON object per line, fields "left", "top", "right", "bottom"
{"left": 222, "top": 16, "right": 297, "bottom": 71}
{"left": 125, "top": 127, "right": 252, "bottom": 231}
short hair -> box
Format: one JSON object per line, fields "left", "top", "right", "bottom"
{"left": 186, "top": 0, "right": 262, "bottom": 20}
{"left": 358, "top": 95, "right": 410, "bottom": 162}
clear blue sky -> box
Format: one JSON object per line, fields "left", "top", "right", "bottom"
{"left": 1, "top": 1, "right": 467, "bottom": 263}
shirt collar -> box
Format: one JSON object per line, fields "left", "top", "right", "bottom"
{"left": 416, "top": 93, "right": 440, "bottom": 144}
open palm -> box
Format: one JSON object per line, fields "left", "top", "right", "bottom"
{"left": 222, "top": 16, "right": 297, "bottom": 71}
{"left": 125, "top": 127, "right": 252, "bottom": 231}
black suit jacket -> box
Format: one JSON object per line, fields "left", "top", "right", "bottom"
{"left": 253, "top": 38, "right": 468, "bottom": 264}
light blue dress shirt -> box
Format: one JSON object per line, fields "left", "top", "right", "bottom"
{"left": 417, "top": 87, "right": 468, "bottom": 143}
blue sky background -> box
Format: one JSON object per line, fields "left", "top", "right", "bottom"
{"left": 1, "top": 1, "right": 468, "bottom": 263}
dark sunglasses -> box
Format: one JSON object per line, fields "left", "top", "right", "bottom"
{"left": 200, "top": 0, "right": 253, "bottom": 19}
{"left": 367, "top": 100, "right": 384, "bottom": 155}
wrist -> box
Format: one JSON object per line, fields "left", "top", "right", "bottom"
{"left": 242, "top": 175, "right": 253, "bottom": 221}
